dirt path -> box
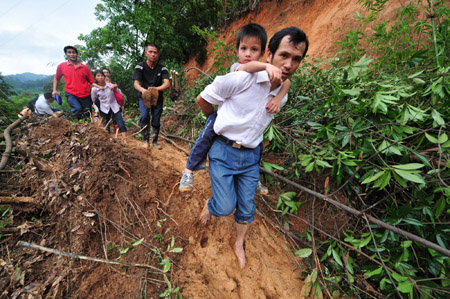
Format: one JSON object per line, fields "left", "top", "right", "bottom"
{"left": 1, "top": 118, "right": 307, "bottom": 298}
{"left": 127, "top": 131, "right": 307, "bottom": 298}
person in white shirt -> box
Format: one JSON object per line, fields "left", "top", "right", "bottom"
{"left": 91, "top": 70, "right": 127, "bottom": 143}
{"left": 197, "top": 27, "right": 309, "bottom": 269}
{"left": 34, "top": 93, "right": 56, "bottom": 115}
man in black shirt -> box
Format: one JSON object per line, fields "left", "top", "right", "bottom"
{"left": 132, "top": 43, "right": 170, "bottom": 147}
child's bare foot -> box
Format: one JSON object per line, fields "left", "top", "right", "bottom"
{"left": 199, "top": 200, "right": 210, "bottom": 224}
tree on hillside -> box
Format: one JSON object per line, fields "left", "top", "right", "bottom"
{"left": 0, "top": 73, "right": 16, "bottom": 100}
{"left": 79, "top": 0, "right": 222, "bottom": 69}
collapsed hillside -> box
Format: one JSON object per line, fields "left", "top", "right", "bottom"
{"left": 1, "top": 116, "right": 332, "bottom": 298}
{"left": 185, "top": 0, "right": 405, "bottom": 80}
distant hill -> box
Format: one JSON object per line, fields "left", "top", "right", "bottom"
{"left": 4, "top": 72, "right": 53, "bottom": 93}
{"left": 4, "top": 72, "right": 51, "bottom": 82}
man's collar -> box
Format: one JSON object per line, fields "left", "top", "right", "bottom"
{"left": 66, "top": 60, "right": 81, "bottom": 66}
{"left": 146, "top": 60, "right": 158, "bottom": 69}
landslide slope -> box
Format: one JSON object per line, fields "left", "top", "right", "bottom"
{"left": 1, "top": 116, "right": 308, "bottom": 298}
{"left": 185, "top": 0, "right": 402, "bottom": 80}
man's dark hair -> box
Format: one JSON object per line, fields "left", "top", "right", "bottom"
{"left": 43, "top": 92, "right": 53, "bottom": 99}
{"left": 268, "top": 27, "right": 309, "bottom": 58}
{"left": 144, "top": 42, "right": 159, "bottom": 52}
{"left": 236, "top": 23, "right": 267, "bottom": 52}
{"left": 63, "top": 45, "right": 78, "bottom": 54}
{"left": 101, "top": 67, "right": 111, "bottom": 73}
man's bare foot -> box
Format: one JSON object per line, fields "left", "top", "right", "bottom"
{"left": 199, "top": 200, "right": 210, "bottom": 224}
{"left": 233, "top": 243, "right": 247, "bottom": 269}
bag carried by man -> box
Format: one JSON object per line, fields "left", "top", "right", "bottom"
{"left": 142, "top": 87, "right": 159, "bottom": 108}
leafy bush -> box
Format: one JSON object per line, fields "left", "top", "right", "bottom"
{"left": 268, "top": 1, "right": 450, "bottom": 297}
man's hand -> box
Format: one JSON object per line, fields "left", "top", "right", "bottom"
{"left": 265, "top": 64, "right": 282, "bottom": 84}
{"left": 266, "top": 96, "right": 282, "bottom": 114}
{"left": 196, "top": 95, "right": 214, "bottom": 117}
{"left": 52, "top": 90, "right": 59, "bottom": 97}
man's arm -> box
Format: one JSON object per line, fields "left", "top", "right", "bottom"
{"left": 52, "top": 77, "right": 60, "bottom": 97}
{"left": 156, "top": 79, "right": 170, "bottom": 91}
{"left": 91, "top": 83, "right": 104, "bottom": 90}
{"left": 134, "top": 80, "right": 147, "bottom": 93}
{"left": 237, "top": 61, "right": 282, "bottom": 84}
{"left": 196, "top": 95, "right": 214, "bottom": 117}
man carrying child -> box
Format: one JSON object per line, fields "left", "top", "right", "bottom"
{"left": 179, "top": 23, "right": 291, "bottom": 195}
{"left": 195, "top": 26, "right": 309, "bottom": 268}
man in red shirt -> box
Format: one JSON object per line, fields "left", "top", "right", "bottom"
{"left": 52, "top": 46, "right": 95, "bottom": 119}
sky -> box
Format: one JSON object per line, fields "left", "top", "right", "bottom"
{"left": 0, "top": 0, "right": 105, "bottom": 76}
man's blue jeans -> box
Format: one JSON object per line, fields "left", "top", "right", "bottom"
{"left": 207, "top": 138, "right": 262, "bottom": 224}
{"left": 139, "top": 99, "right": 163, "bottom": 142}
{"left": 139, "top": 99, "right": 163, "bottom": 128}
{"left": 66, "top": 92, "right": 92, "bottom": 118}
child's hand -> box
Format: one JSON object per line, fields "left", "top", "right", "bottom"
{"left": 266, "top": 96, "right": 282, "bottom": 114}
{"left": 109, "top": 84, "right": 118, "bottom": 90}
{"left": 265, "top": 64, "right": 282, "bottom": 84}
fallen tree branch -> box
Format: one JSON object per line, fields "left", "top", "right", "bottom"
{"left": 183, "top": 67, "right": 213, "bottom": 79}
{"left": 159, "top": 133, "right": 189, "bottom": 156}
{"left": 285, "top": 127, "right": 316, "bottom": 136}
{"left": 0, "top": 169, "right": 19, "bottom": 173}
{"left": 18, "top": 241, "right": 163, "bottom": 271}
{"left": 163, "top": 134, "right": 195, "bottom": 144}
{"left": 15, "top": 147, "right": 52, "bottom": 173}
{"left": 131, "top": 124, "right": 148, "bottom": 137}
{"left": 0, "top": 115, "right": 28, "bottom": 170}
{"left": 0, "top": 196, "right": 37, "bottom": 205}
{"left": 0, "top": 227, "right": 21, "bottom": 233}
{"left": 260, "top": 167, "right": 450, "bottom": 258}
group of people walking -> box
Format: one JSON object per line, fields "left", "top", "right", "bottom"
{"left": 25, "top": 23, "right": 308, "bottom": 270}
{"left": 25, "top": 42, "right": 170, "bottom": 146}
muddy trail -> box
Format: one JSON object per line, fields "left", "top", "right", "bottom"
{"left": 0, "top": 116, "right": 346, "bottom": 298}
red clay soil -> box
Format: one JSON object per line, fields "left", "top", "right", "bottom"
{"left": 185, "top": 0, "right": 409, "bottom": 81}
{"left": 0, "top": 116, "right": 315, "bottom": 298}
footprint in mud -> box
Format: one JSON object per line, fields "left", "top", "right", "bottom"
{"left": 200, "top": 235, "right": 208, "bottom": 248}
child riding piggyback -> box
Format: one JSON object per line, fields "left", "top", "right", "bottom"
{"left": 179, "top": 23, "right": 291, "bottom": 193}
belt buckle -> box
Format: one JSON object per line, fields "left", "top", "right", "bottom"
{"left": 232, "top": 142, "right": 241, "bottom": 149}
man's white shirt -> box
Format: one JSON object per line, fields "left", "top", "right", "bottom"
{"left": 200, "top": 70, "right": 287, "bottom": 148}
{"left": 34, "top": 94, "right": 54, "bottom": 115}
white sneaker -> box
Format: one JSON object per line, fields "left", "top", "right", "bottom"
{"left": 179, "top": 171, "right": 194, "bottom": 192}
{"left": 256, "top": 180, "right": 269, "bottom": 195}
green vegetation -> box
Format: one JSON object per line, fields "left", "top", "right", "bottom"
{"left": 78, "top": 0, "right": 260, "bottom": 105}
{"left": 275, "top": 1, "right": 449, "bottom": 297}
{"left": 171, "top": 0, "right": 449, "bottom": 297}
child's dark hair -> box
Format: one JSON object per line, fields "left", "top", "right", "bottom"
{"left": 268, "top": 27, "right": 309, "bottom": 59}
{"left": 93, "top": 69, "right": 105, "bottom": 79}
{"left": 236, "top": 23, "right": 267, "bottom": 52}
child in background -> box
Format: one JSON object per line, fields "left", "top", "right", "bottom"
{"left": 91, "top": 70, "right": 127, "bottom": 143}
{"left": 179, "top": 23, "right": 291, "bottom": 193}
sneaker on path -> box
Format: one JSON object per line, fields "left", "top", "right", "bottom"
{"left": 256, "top": 180, "right": 269, "bottom": 195}
{"left": 179, "top": 171, "right": 194, "bottom": 192}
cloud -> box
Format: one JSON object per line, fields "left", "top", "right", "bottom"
{"left": 0, "top": 0, "right": 105, "bottom": 75}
